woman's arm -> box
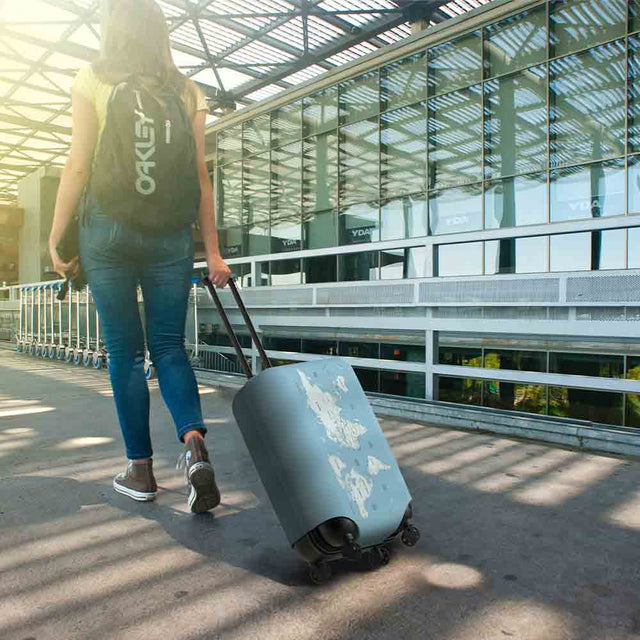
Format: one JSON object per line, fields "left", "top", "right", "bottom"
{"left": 193, "top": 109, "right": 231, "bottom": 288}
{"left": 48, "top": 90, "right": 98, "bottom": 277}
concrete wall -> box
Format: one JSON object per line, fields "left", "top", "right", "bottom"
{"left": 18, "top": 167, "right": 61, "bottom": 284}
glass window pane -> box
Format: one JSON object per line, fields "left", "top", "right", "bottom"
{"left": 304, "top": 209, "right": 337, "bottom": 250}
{"left": 381, "top": 52, "right": 427, "bottom": 110}
{"left": 267, "top": 259, "right": 302, "bottom": 286}
{"left": 549, "top": 42, "right": 626, "bottom": 167}
{"left": 381, "top": 104, "right": 427, "bottom": 199}
{"left": 629, "top": 228, "right": 640, "bottom": 268}
{"left": 381, "top": 344, "right": 425, "bottom": 362}
{"left": 483, "top": 381, "right": 547, "bottom": 414}
{"left": 631, "top": 0, "right": 640, "bottom": 33}
{"left": 339, "top": 119, "right": 379, "bottom": 206}
{"left": 484, "top": 349, "right": 547, "bottom": 372}
{"left": 628, "top": 156, "right": 640, "bottom": 213}
{"left": 216, "top": 162, "right": 242, "bottom": 228}
{"left": 339, "top": 70, "right": 379, "bottom": 125}
{"left": 628, "top": 356, "right": 640, "bottom": 379}
{"left": 439, "top": 346, "right": 482, "bottom": 366}
{"left": 428, "top": 86, "right": 483, "bottom": 189}
{"left": 485, "top": 174, "right": 547, "bottom": 229}
{"left": 220, "top": 227, "right": 244, "bottom": 260}
{"left": 429, "top": 184, "right": 483, "bottom": 235}
{"left": 626, "top": 394, "right": 640, "bottom": 428}
{"left": 381, "top": 247, "right": 429, "bottom": 279}
{"left": 380, "top": 371, "right": 425, "bottom": 399}
{"left": 339, "top": 251, "right": 379, "bottom": 282}
{"left": 550, "top": 229, "right": 627, "bottom": 271}
{"left": 303, "top": 254, "right": 337, "bottom": 283}
{"left": 302, "top": 339, "right": 338, "bottom": 355}
{"left": 549, "top": 387, "right": 623, "bottom": 425}
{"left": 438, "top": 241, "right": 483, "bottom": 277}
{"left": 484, "top": 65, "right": 547, "bottom": 178}
{"left": 484, "top": 7, "right": 547, "bottom": 78}
{"left": 550, "top": 351, "right": 624, "bottom": 377}
{"left": 271, "top": 142, "right": 301, "bottom": 222}
{"left": 243, "top": 152, "right": 269, "bottom": 257}
{"left": 303, "top": 133, "right": 338, "bottom": 213}
{"left": 550, "top": 232, "right": 590, "bottom": 271}
{"left": 407, "top": 247, "right": 429, "bottom": 278}
{"left": 243, "top": 114, "right": 270, "bottom": 156}
{"left": 485, "top": 236, "right": 548, "bottom": 274}
{"left": 550, "top": 159, "right": 625, "bottom": 222}
{"left": 264, "top": 336, "right": 301, "bottom": 351}
{"left": 217, "top": 125, "right": 242, "bottom": 165}
{"left": 303, "top": 86, "right": 339, "bottom": 135}
{"left": 272, "top": 101, "right": 302, "bottom": 147}
{"left": 380, "top": 249, "right": 405, "bottom": 280}
{"left": 428, "top": 31, "right": 482, "bottom": 96}
{"left": 594, "top": 229, "right": 627, "bottom": 269}
{"left": 354, "top": 368, "right": 380, "bottom": 392}
{"left": 271, "top": 216, "right": 302, "bottom": 253}
{"left": 339, "top": 202, "right": 379, "bottom": 245}
{"left": 339, "top": 341, "right": 380, "bottom": 359}
{"left": 381, "top": 195, "right": 428, "bottom": 241}
{"left": 438, "top": 376, "right": 482, "bottom": 405}
{"left": 627, "top": 36, "right": 640, "bottom": 152}
{"left": 550, "top": 0, "right": 626, "bottom": 58}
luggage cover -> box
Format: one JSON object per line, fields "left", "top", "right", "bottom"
{"left": 232, "top": 357, "right": 412, "bottom": 548}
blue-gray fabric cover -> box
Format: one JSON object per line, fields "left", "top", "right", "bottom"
{"left": 232, "top": 358, "right": 412, "bottom": 548}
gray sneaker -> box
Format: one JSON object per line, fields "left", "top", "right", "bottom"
{"left": 180, "top": 437, "right": 220, "bottom": 513}
{"left": 113, "top": 460, "right": 158, "bottom": 502}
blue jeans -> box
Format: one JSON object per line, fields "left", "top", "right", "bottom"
{"left": 80, "top": 205, "right": 205, "bottom": 460}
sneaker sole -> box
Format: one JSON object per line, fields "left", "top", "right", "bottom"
{"left": 113, "top": 479, "right": 157, "bottom": 502}
{"left": 188, "top": 461, "right": 220, "bottom": 513}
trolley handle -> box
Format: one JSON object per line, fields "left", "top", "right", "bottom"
{"left": 201, "top": 275, "right": 271, "bottom": 380}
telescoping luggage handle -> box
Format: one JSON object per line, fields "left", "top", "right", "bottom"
{"left": 201, "top": 275, "right": 271, "bottom": 379}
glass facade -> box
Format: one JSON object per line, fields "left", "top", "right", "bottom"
{"left": 216, "top": 0, "right": 640, "bottom": 266}
{"left": 210, "top": 1, "right": 640, "bottom": 424}
{"left": 438, "top": 341, "right": 640, "bottom": 426}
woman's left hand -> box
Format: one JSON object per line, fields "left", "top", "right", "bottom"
{"left": 49, "top": 243, "right": 79, "bottom": 280}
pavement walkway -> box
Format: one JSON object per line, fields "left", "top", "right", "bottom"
{"left": 1, "top": 348, "right": 639, "bottom": 640}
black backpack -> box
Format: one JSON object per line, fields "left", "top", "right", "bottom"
{"left": 90, "top": 77, "right": 201, "bottom": 234}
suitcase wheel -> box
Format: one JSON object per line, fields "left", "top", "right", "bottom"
{"left": 401, "top": 525, "right": 421, "bottom": 547}
{"left": 309, "top": 561, "right": 332, "bottom": 585}
{"left": 365, "top": 545, "right": 391, "bottom": 570}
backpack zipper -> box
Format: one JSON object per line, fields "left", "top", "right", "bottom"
{"left": 165, "top": 119, "right": 171, "bottom": 144}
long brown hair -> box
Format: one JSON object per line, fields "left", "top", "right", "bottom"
{"left": 93, "top": 0, "right": 199, "bottom": 117}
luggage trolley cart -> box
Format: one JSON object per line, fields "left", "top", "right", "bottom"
{"left": 34, "top": 284, "right": 44, "bottom": 356}
{"left": 47, "top": 283, "right": 57, "bottom": 359}
{"left": 27, "top": 286, "right": 37, "bottom": 356}
{"left": 188, "top": 276, "right": 201, "bottom": 368}
{"left": 83, "top": 285, "right": 94, "bottom": 367}
{"left": 16, "top": 286, "right": 25, "bottom": 353}
{"left": 64, "top": 284, "right": 74, "bottom": 363}
{"left": 54, "top": 282, "right": 66, "bottom": 359}
{"left": 40, "top": 284, "right": 48, "bottom": 358}
{"left": 89, "top": 290, "right": 107, "bottom": 369}
{"left": 72, "top": 287, "right": 84, "bottom": 365}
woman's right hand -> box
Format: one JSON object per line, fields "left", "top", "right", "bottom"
{"left": 207, "top": 253, "right": 231, "bottom": 288}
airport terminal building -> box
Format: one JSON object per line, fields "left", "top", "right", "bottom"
{"left": 3, "top": 0, "right": 640, "bottom": 449}
{"left": 202, "top": 0, "right": 640, "bottom": 433}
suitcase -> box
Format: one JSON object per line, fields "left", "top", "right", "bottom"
{"left": 203, "top": 276, "right": 420, "bottom": 584}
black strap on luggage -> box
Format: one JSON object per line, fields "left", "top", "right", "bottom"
{"left": 201, "top": 275, "right": 271, "bottom": 379}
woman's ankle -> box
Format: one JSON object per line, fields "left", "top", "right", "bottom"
{"left": 183, "top": 429, "right": 204, "bottom": 443}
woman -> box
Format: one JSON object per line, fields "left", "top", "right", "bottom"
{"left": 48, "top": 0, "right": 231, "bottom": 513}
